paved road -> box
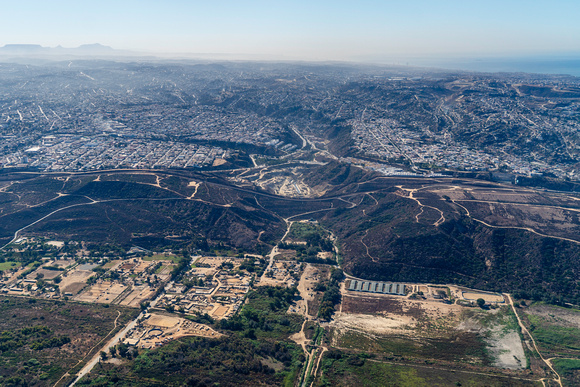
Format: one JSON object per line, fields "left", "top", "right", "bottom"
{"left": 69, "top": 284, "right": 168, "bottom": 386}
{"left": 69, "top": 310, "right": 145, "bottom": 386}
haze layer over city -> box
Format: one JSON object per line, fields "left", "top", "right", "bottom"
{"left": 0, "top": 1, "right": 579, "bottom": 387}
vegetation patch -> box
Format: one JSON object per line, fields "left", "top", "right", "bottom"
{"left": 143, "top": 254, "right": 181, "bottom": 263}
{"left": 317, "top": 268, "right": 344, "bottom": 320}
{"left": 520, "top": 304, "right": 580, "bottom": 359}
{"left": 317, "top": 351, "right": 539, "bottom": 387}
{"left": 79, "top": 336, "right": 299, "bottom": 387}
{"left": 0, "top": 296, "right": 138, "bottom": 386}
{"left": 81, "top": 286, "right": 305, "bottom": 386}
{"left": 526, "top": 314, "right": 580, "bottom": 353}
{"left": 0, "top": 261, "right": 21, "bottom": 271}
{"left": 336, "top": 330, "right": 490, "bottom": 365}
{"left": 551, "top": 358, "right": 580, "bottom": 387}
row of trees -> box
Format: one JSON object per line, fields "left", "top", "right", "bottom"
{"left": 318, "top": 269, "right": 344, "bottom": 320}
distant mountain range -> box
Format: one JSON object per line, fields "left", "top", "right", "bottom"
{"left": 0, "top": 43, "right": 140, "bottom": 58}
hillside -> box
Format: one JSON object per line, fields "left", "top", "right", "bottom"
{"left": 1, "top": 165, "right": 579, "bottom": 304}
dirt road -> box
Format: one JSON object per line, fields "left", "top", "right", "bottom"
{"left": 506, "top": 294, "right": 562, "bottom": 387}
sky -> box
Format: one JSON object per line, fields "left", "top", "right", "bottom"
{"left": 1, "top": 0, "right": 579, "bottom": 62}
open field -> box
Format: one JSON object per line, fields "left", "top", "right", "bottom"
{"left": 59, "top": 269, "right": 94, "bottom": 295}
{"left": 551, "top": 358, "right": 580, "bottom": 387}
{"left": 50, "top": 259, "right": 75, "bottom": 268}
{"left": 520, "top": 303, "right": 580, "bottom": 358}
{"left": 143, "top": 254, "right": 181, "bottom": 263}
{"left": 29, "top": 267, "right": 62, "bottom": 280}
{"left": 0, "top": 261, "right": 21, "bottom": 271}
{"left": 318, "top": 354, "right": 540, "bottom": 387}
{"left": 102, "top": 259, "right": 121, "bottom": 269}
{"left": 332, "top": 292, "right": 528, "bottom": 370}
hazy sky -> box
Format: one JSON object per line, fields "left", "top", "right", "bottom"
{"left": 1, "top": 0, "right": 579, "bottom": 61}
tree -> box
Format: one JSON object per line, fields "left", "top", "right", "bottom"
{"left": 100, "top": 351, "right": 107, "bottom": 361}
{"left": 117, "top": 343, "right": 129, "bottom": 358}
{"left": 476, "top": 298, "right": 486, "bottom": 308}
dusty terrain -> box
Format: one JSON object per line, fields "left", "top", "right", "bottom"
{"left": 124, "top": 313, "right": 222, "bottom": 349}
{"left": 332, "top": 287, "right": 527, "bottom": 370}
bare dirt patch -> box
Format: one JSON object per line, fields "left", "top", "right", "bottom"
{"left": 75, "top": 281, "right": 127, "bottom": 304}
{"left": 29, "top": 268, "right": 61, "bottom": 280}
{"left": 212, "top": 305, "right": 229, "bottom": 318}
{"left": 332, "top": 313, "right": 415, "bottom": 335}
{"left": 119, "top": 285, "right": 156, "bottom": 308}
{"left": 62, "top": 282, "right": 87, "bottom": 295}
{"left": 458, "top": 308, "right": 526, "bottom": 369}
{"left": 462, "top": 291, "right": 505, "bottom": 303}
{"left": 289, "top": 263, "right": 323, "bottom": 317}
{"left": 58, "top": 269, "right": 94, "bottom": 294}
{"left": 148, "top": 314, "right": 181, "bottom": 328}
{"left": 125, "top": 313, "right": 222, "bottom": 349}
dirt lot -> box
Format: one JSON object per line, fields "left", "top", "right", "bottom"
{"left": 119, "top": 284, "right": 156, "bottom": 308}
{"left": 289, "top": 263, "right": 328, "bottom": 318}
{"left": 127, "top": 313, "right": 222, "bottom": 349}
{"left": 148, "top": 314, "right": 181, "bottom": 328}
{"left": 75, "top": 281, "right": 127, "bottom": 303}
{"left": 458, "top": 308, "right": 526, "bottom": 369}
{"left": 59, "top": 269, "right": 94, "bottom": 295}
{"left": 132, "top": 260, "right": 154, "bottom": 273}
{"left": 462, "top": 291, "right": 505, "bottom": 303}
{"left": 212, "top": 305, "right": 229, "bottom": 318}
{"left": 339, "top": 294, "right": 464, "bottom": 334}
{"left": 62, "top": 282, "right": 87, "bottom": 295}
{"left": 29, "top": 268, "right": 62, "bottom": 280}
{"left": 332, "top": 292, "right": 527, "bottom": 370}
{"left": 273, "top": 248, "right": 297, "bottom": 260}
{"left": 331, "top": 312, "right": 415, "bottom": 335}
